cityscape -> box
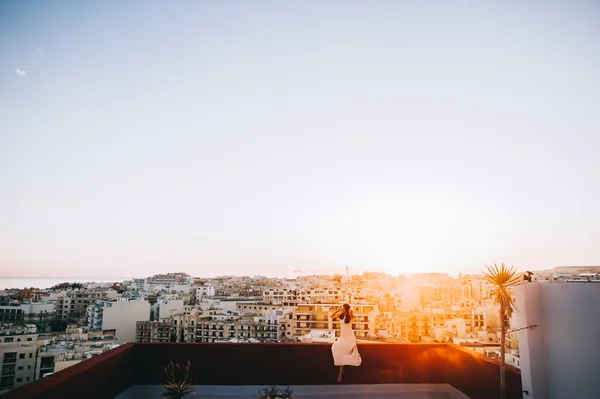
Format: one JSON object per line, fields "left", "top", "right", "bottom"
{"left": 2, "top": 0, "right": 600, "bottom": 398}
{"left": 1, "top": 265, "right": 599, "bottom": 397}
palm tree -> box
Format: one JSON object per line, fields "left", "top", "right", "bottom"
{"left": 483, "top": 263, "right": 520, "bottom": 399}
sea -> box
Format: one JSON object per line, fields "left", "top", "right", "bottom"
{"left": 0, "top": 277, "right": 128, "bottom": 290}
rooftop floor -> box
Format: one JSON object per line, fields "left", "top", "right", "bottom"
{"left": 115, "top": 384, "right": 471, "bottom": 399}
{"left": 1, "top": 343, "right": 522, "bottom": 399}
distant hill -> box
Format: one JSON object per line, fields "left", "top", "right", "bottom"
{"left": 532, "top": 266, "right": 600, "bottom": 276}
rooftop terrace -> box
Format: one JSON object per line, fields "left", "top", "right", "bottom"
{"left": 1, "top": 342, "right": 522, "bottom": 399}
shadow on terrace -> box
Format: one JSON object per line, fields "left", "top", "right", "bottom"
{"left": 2, "top": 342, "right": 522, "bottom": 399}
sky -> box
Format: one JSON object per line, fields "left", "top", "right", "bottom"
{"left": 1, "top": 0, "right": 599, "bottom": 279}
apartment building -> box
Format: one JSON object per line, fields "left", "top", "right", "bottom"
{"left": 284, "top": 303, "right": 379, "bottom": 342}
{"left": 155, "top": 299, "right": 184, "bottom": 320}
{"left": 136, "top": 321, "right": 172, "bottom": 343}
{"left": 236, "top": 302, "right": 280, "bottom": 314}
{"left": 419, "top": 284, "right": 473, "bottom": 307}
{"left": 262, "top": 288, "right": 298, "bottom": 305}
{"left": 0, "top": 303, "right": 54, "bottom": 325}
{"left": 87, "top": 299, "right": 150, "bottom": 343}
{"left": 131, "top": 279, "right": 146, "bottom": 292}
{"left": 397, "top": 310, "right": 445, "bottom": 342}
{"left": 168, "top": 306, "right": 285, "bottom": 343}
{"left": 195, "top": 315, "right": 279, "bottom": 343}
{"left": 0, "top": 334, "right": 38, "bottom": 391}
{"left": 35, "top": 352, "right": 55, "bottom": 380}
{"left": 296, "top": 288, "right": 345, "bottom": 304}
{"left": 195, "top": 286, "right": 215, "bottom": 300}
{"left": 148, "top": 273, "right": 191, "bottom": 285}
{"left": 171, "top": 308, "right": 202, "bottom": 342}
{"left": 56, "top": 290, "right": 106, "bottom": 325}
{"left": 0, "top": 306, "right": 24, "bottom": 324}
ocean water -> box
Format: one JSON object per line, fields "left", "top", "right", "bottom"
{"left": 0, "top": 277, "right": 128, "bottom": 290}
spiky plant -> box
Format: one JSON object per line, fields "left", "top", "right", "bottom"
{"left": 256, "top": 385, "right": 294, "bottom": 399}
{"left": 161, "top": 360, "right": 195, "bottom": 399}
{"left": 483, "top": 263, "right": 521, "bottom": 399}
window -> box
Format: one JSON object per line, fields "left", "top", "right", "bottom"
{"left": 0, "top": 376, "right": 14, "bottom": 389}
{"left": 29, "top": 353, "right": 32, "bottom": 358}
{"left": 16, "top": 378, "right": 22, "bottom": 382}
{"left": 19, "top": 353, "right": 25, "bottom": 359}
{"left": 28, "top": 365, "right": 31, "bottom": 370}
{"left": 26, "top": 337, "right": 32, "bottom": 341}
{"left": 4, "top": 337, "right": 13, "bottom": 343}
{"left": 18, "top": 366, "right": 23, "bottom": 370}
{"left": 26, "top": 377, "right": 30, "bottom": 381}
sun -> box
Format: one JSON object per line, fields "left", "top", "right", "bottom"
{"left": 320, "top": 193, "right": 483, "bottom": 275}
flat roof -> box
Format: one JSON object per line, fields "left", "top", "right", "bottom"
{"left": 116, "top": 384, "right": 471, "bottom": 399}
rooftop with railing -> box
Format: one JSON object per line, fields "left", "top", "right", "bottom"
{"left": 1, "top": 342, "right": 521, "bottom": 399}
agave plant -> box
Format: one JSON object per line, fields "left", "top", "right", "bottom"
{"left": 161, "top": 360, "right": 195, "bottom": 399}
{"left": 256, "top": 384, "right": 294, "bottom": 399}
{"left": 483, "top": 263, "right": 521, "bottom": 399}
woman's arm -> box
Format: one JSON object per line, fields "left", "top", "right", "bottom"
{"left": 330, "top": 307, "right": 343, "bottom": 318}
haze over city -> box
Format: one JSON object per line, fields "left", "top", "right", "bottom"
{"left": 1, "top": 0, "right": 599, "bottom": 279}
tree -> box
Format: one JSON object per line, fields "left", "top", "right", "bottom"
{"left": 483, "top": 263, "right": 520, "bottom": 399}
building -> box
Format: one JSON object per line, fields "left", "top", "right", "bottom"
{"left": 147, "top": 273, "right": 191, "bottom": 285}
{"left": 56, "top": 290, "right": 106, "bottom": 325}
{"left": 0, "top": 305, "right": 25, "bottom": 323}
{"left": 0, "top": 333, "right": 38, "bottom": 391}
{"left": 154, "top": 299, "right": 184, "bottom": 321}
{"left": 136, "top": 321, "right": 172, "bottom": 343}
{"left": 396, "top": 309, "right": 448, "bottom": 342}
{"left": 515, "top": 281, "right": 600, "bottom": 399}
{"left": 287, "top": 303, "right": 379, "bottom": 342}
{"left": 87, "top": 300, "right": 150, "bottom": 344}
{"left": 195, "top": 286, "right": 215, "bottom": 300}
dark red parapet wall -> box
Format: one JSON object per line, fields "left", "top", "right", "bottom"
{"left": 133, "top": 342, "right": 522, "bottom": 399}
{"left": 1, "top": 343, "right": 136, "bottom": 399}
{"left": 3, "top": 342, "right": 522, "bottom": 399}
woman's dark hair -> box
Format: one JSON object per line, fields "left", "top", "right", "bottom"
{"left": 341, "top": 303, "right": 351, "bottom": 324}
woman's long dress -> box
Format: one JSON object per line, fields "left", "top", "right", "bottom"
{"left": 331, "top": 321, "right": 362, "bottom": 366}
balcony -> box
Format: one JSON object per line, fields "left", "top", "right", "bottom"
{"left": 1, "top": 343, "right": 522, "bottom": 399}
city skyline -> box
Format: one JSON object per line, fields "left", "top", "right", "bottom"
{"left": 1, "top": 1, "right": 600, "bottom": 279}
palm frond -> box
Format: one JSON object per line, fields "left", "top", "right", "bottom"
{"left": 483, "top": 263, "right": 521, "bottom": 317}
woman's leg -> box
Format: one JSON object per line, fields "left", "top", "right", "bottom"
{"left": 337, "top": 365, "right": 344, "bottom": 383}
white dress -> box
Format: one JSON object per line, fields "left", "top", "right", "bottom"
{"left": 331, "top": 321, "right": 362, "bottom": 366}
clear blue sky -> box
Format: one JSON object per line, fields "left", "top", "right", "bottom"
{"left": 1, "top": 0, "right": 599, "bottom": 279}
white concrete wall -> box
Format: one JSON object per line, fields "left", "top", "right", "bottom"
{"left": 102, "top": 300, "right": 150, "bottom": 344}
{"left": 156, "top": 299, "right": 184, "bottom": 320}
{"left": 515, "top": 282, "right": 600, "bottom": 399}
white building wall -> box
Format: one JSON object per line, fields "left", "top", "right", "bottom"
{"left": 156, "top": 299, "right": 184, "bottom": 320}
{"left": 515, "top": 282, "right": 600, "bottom": 399}
{"left": 196, "top": 286, "right": 215, "bottom": 300}
{"left": 101, "top": 300, "right": 150, "bottom": 344}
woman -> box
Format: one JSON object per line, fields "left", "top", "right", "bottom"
{"left": 330, "top": 303, "right": 361, "bottom": 383}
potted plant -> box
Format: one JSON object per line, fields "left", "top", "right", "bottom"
{"left": 161, "top": 360, "right": 195, "bottom": 399}
{"left": 256, "top": 384, "right": 294, "bottom": 399}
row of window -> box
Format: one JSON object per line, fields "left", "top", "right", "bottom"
{"left": 2, "top": 336, "right": 34, "bottom": 343}
{"left": 3, "top": 352, "right": 33, "bottom": 360}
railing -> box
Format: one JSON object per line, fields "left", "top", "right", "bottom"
{"left": 2, "top": 343, "right": 522, "bottom": 399}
